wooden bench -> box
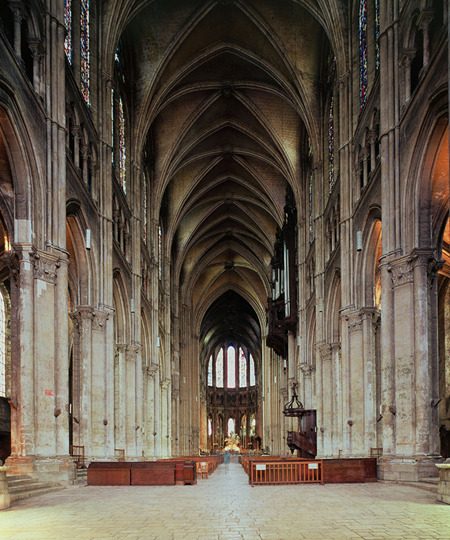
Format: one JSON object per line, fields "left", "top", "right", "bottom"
{"left": 87, "top": 462, "right": 131, "bottom": 486}
{"left": 322, "top": 458, "right": 377, "bottom": 483}
{"left": 131, "top": 462, "right": 176, "bottom": 486}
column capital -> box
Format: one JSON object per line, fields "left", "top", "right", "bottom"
{"left": 416, "top": 9, "right": 434, "bottom": 32}
{"left": 399, "top": 49, "right": 416, "bottom": 68}
{"left": 92, "top": 309, "right": 110, "bottom": 331}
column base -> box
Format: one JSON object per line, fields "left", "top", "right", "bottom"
{"left": 378, "top": 455, "right": 442, "bottom": 482}
{"left": 5, "top": 455, "right": 77, "bottom": 484}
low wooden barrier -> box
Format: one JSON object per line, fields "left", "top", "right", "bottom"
{"left": 131, "top": 462, "right": 176, "bottom": 486}
{"left": 249, "top": 459, "right": 323, "bottom": 486}
{"left": 88, "top": 462, "right": 131, "bottom": 485}
{"left": 240, "top": 455, "right": 308, "bottom": 476}
{"left": 322, "top": 458, "right": 377, "bottom": 483}
{"left": 87, "top": 459, "right": 197, "bottom": 486}
{"left": 243, "top": 457, "right": 377, "bottom": 485}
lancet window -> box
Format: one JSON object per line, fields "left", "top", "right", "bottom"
{"left": 64, "top": 0, "right": 72, "bottom": 63}
{"left": 118, "top": 96, "right": 126, "bottom": 193}
{"left": 80, "top": 0, "right": 90, "bottom": 104}
{"left": 359, "top": 0, "right": 368, "bottom": 110}
{"left": 328, "top": 96, "right": 334, "bottom": 190}
{"left": 208, "top": 346, "right": 256, "bottom": 389}
{"left": 143, "top": 173, "right": 148, "bottom": 243}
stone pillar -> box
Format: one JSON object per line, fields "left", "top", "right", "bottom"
{"left": 417, "top": 10, "right": 434, "bottom": 69}
{"left": 316, "top": 343, "right": 333, "bottom": 456}
{"left": 114, "top": 344, "right": 126, "bottom": 457}
{"left": 400, "top": 50, "right": 415, "bottom": 104}
{"left": 7, "top": 247, "right": 35, "bottom": 465}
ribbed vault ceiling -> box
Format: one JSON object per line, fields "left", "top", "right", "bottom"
{"left": 121, "top": 0, "right": 331, "bottom": 364}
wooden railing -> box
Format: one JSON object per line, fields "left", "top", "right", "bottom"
{"left": 248, "top": 459, "right": 323, "bottom": 486}
{"left": 69, "top": 445, "right": 85, "bottom": 468}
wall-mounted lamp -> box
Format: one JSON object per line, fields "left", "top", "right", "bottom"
{"left": 283, "top": 358, "right": 287, "bottom": 371}
{"left": 318, "top": 299, "right": 323, "bottom": 313}
{"left": 86, "top": 229, "right": 91, "bottom": 250}
{"left": 157, "top": 336, "right": 160, "bottom": 347}
{"left": 297, "top": 336, "right": 301, "bottom": 348}
{"left": 356, "top": 230, "right": 362, "bottom": 252}
{"left": 131, "top": 298, "right": 135, "bottom": 313}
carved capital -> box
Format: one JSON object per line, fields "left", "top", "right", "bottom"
{"left": 346, "top": 312, "right": 363, "bottom": 333}
{"left": 387, "top": 258, "right": 414, "bottom": 287}
{"left": 160, "top": 378, "right": 171, "bottom": 390}
{"left": 33, "top": 251, "right": 61, "bottom": 284}
{"left": 92, "top": 309, "right": 109, "bottom": 331}
{"left": 400, "top": 49, "right": 416, "bottom": 68}
{"left": 417, "top": 9, "right": 434, "bottom": 32}
{"left": 316, "top": 342, "right": 332, "bottom": 362}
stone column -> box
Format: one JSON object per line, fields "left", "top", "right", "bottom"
{"left": 316, "top": 343, "right": 332, "bottom": 456}
{"left": 417, "top": 10, "right": 434, "bottom": 69}
{"left": 7, "top": 247, "right": 35, "bottom": 469}
{"left": 114, "top": 344, "right": 127, "bottom": 456}
{"left": 71, "top": 307, "right": 93, "bottom": 458}
{"left": 400, "top": 50, "right": 415, "bottom": 104}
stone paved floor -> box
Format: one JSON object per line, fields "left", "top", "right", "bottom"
{"left": 1, "top": 461, "right": 449, "bottom": 540}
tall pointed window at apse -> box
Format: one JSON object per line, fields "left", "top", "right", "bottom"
{"left": 227, "top": 346, "right": 236, "bottom": 388}
{"left": 111, "top": 88, "right": 114, "bottom": 165}
{"left": 118, "top": 96, "right": 126, "bottom": 193}
{"left": 375, "top": 0, "right": 380, "bottom": 70}
{"left": 207, "top": 356, "right": 213, "bottom": 386}
{"left": 328, "top": 97, "right": 334, "bottom": 190}
{"left": 0, "top": 291, "right": 6, "bottom": 397}
{"left": 216, "top": 349, "right": 224, "bottom": 388}
{"left": 64, "top": 0, "right": 72, "bottom": 63}
{"left": 239, "top": 348, "right": 247, "bottom": 387}
{"left": 359, "top": 0, "right": 368, "bottom": 110}
{"left": 143, "top": 173, "right": 148, "bottom": 243}
{"left": 80, "top": 0, "right": 90, "bottom": 104}
{"left": 249, "top": 355, "right": 256, "bottom": 387}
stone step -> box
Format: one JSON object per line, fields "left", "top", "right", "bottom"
{"left": 419, "top": 476, "right": 439, "bottom": 485}
{"left": 9, "top": 480, "right": 60, "bottom": 493}
{"left": 399, "top": 481, "right": 438, "bottom": 494}
{"left": 6, "top": 474, "right": 33, "bottom": 481}
{"left": 10, "top": 485, "right": 65, "bottom": 502}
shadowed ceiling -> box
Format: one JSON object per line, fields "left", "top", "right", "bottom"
{"left": 120, "top": 0, "right": 331, "bottom": 366}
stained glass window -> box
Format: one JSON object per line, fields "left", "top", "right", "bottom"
{"left": 227, "top": 345, "right": 236, "bottom": 388}
{"left": 158, "top": 225, "right": 162, "bottom": 280}
{"left": 64, "top": 0, "right": 72, "bottom": 63}
{"left": 249, "top": 355, "right": 255, "bottom": 386}
{"left": 359, "top": 0, "right": 368, "bottom": 110}
{"left": 227, "top": 417, "right": 235, "bottom": 437}
{"left": 0, "top": 292, "right": 5, "bottom": 397}
{"left": 118, "top": 96, "right": 126, "bottom": 193}
{"left": 80, "top": 0, "right": 90, "bottom": 104}
{"left": 239, "top": 348, "right": 247, "bottom": 387}
{"left": 143, "top": 174, "right": 147, "bottom": 243}
{"left": 216, "top": 348, "right": 223, "bottom": 388}
{"left": 375, "top": 0, "right": 380, "bottom": 70}
{"left": 207, "top": 356, "right": 213, "bottom": 386}
{"left": 111, "top": 88, "right": 114, "bottom": 163}
{"left": 328, "top": 97, "right": 334, "bottom": 190}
